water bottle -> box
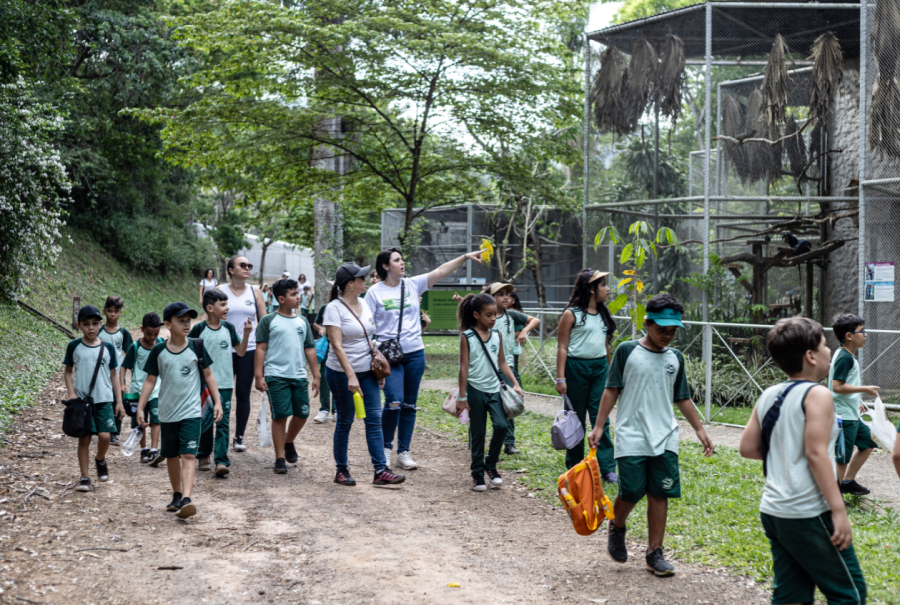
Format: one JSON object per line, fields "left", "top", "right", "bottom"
{"left": 121, "top": 427, "right": 143, "bottom": 456}
{"left": 353, "top": 391, "right": 366, "bottom": 419}
{"left": 458, "top": 408, "right": 469, "bottom": 424}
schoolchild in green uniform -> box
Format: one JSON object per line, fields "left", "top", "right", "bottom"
{"left": 556, "top": 269, "right": 618, "bottom": 480}
{"left": 137, "top": 302, "right": 222, "bottom": 519}
{"left": 98, "top": 296, "right": 133, "bottom": 445}
{"left": 300, "top": 284, "right": 314, "bottom": 320}
{"left": 254, "top": 278, "right": 321, "bottom": 475}
{"left": 312, "top": 302, "right": 333, "bottom": 423}
{"left": 487, "top": 283, "right": 540, "bottom": 456}
{"left": 189, "top": 290, "right": 253, "bottom": 476}
{"left": 829, "top": 314, "right": 880, "bottom": 496}
{"left": 741, "top": 317, "right": 866, "bottom": 605}
{"left": 589, "top": 293, "right": 713, "bottom": 576}
{"left": 456, "top": 293, "right": 525, "bottom": 492}
{"left": 121, "top": 312, "right": 165, "bottom": 464}
{"left": 64, "top": 305, "right": 125, "bottom": 492}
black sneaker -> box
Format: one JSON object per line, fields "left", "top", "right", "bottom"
{"left": 96, "top": 458, "right": 109, "bottom": 482}
{"left": 504, "top": 444, "right": 521, "bottom": 455}
{"left": 75, "top": 477, "right": 91, "bottom": 492}
{"left": 334, "top": 468, "right": 356, "bottom": 486}
{"left": 486, "top": 468, "right": 503, "bottom": 487}
{"left": 645, "top": 547, "right": 675, "bottom": 576}
{"left": 284, "top": 442, "right": 298, "bottom": 464}
{"left": 167, "top": 492, "right": 183, "bottom": 512}
{"left": 840, "top": 480, "right": 871, "bottom": 496}
{"left": 471, "top": 475, "right": 487, "bottom": 492}
{"left": 373, "top": 469, "right": 406, "bottom": 485}
{"left": 175, "top": 497, "right": 196, "bottom": 519}
{"left": 274, "top": 458, "right": 288, "bottom": 474}
{"left": 607, "top": 520, "right": 627, "bottom": 563}
{"left": 140, "top": 448, "right": 151, "bottom": 463}
{"left": 110, "top": 435, "right": 120, "bottom": 446}
{"left": 148, "top": 450, "right": 164, "bottom": 467}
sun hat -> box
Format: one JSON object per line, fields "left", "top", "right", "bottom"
{"left": 488, "top": 283, "right": 515, "bottom": 295}
{"left": 588, "top": 270, "right": 610, "bottom": 283}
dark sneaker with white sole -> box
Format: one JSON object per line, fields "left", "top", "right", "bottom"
{"left": 274, "top": 458, "right": 288, "bottom": 474}
{"left": 140, "top": 448, "right": 151, "bottom": 463}
{"left": 96, "top": 458, "right": 109, "bottom": 482}
{"left": 284, "top": 442, "right": 298, "bottom": 464}
{"left": 175, "top": 497, "right": 196, "bottom": 519}
{"left": 472, "top": 475, "right": 487, "bottom": 492}
{"left": 486, "top": 468, "right": 503, "bottom": 487}
{"left": 645, "top": 547, "right": 675, "bottom": 576}
{"left": 109, "top": 434, "right": 120, "bottom": 446}
{"left": 75, "top": 477, "right": 91, "bottom": 492}
{"left": 373, "top": 469, "right": 406, "bottom": 485}
{"left": 504, "top": 444, "right": 521, "bottom": 455}
{"left": 840, "top": 480, "right": 870, "bottom": 496}
{"left": 166, "top": 492, "right": 183, "bottom": 512}
{"left": 334, "top": 468, "right": 356, "bottom": 486}
{"left": 607, "top": 520, "right": 628, "bottom": 563}
{"left": 149, "top": 450, "right": 164, "bottom": 467}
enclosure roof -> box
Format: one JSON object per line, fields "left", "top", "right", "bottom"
{"left": 587, "top": 2, "right": 861, "bottom": 59}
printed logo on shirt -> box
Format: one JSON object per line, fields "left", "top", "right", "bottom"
{"left": 490, "top": 344, "right": 498, "bottom": 354}
{"left": 665, "top": 362, "right": 677, "bottom": 376}
{"left": 296, "top": 326, "right": 306, "bottom": 338}
{"left": 180, "top": 365, "right": 191, "bottom": 377}
{"left": 219, "top": 340, "right": 229, "bottom": 350}
{"left": 661, "top": 477, "right": 674, "bottom": 490}
{"left": 245, "top": 299, "right": 254, "bottom": 306}
{"left": 382, "top": 294, "right": 410, "bottom": 312}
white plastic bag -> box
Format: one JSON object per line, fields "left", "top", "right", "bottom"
{"left": 257, "top": 395, "right": 272, "bottom": 449}
{"left": 861, "top": 396, "right": 895, "bottom": 453}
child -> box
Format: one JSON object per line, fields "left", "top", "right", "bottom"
{"left": 64, "top": 305, "right": 125, "bottom": 492}
{"left": 312, "top": 301, "right": 333, "bottom": 424}
{"left": 740, "top": 317, "right": 866, "bottom": 605}
{"left": 487, "top": 283, "right": 540, "bottom": 456}
{"left": 254, "top": 278, "right": 320, "bottom": 474}
{"left": 829, "top": 314, "right": 880, "bottom": 496}
{"left": 300, "top": 283, "right": 314, "bottom": 320}
{"left": 588, "top": 293, "right": 713, "bottom": 576}
{"left": 189, "top": 290, "right": 253, "bottom": 476}
{"left": 120, "top": 313, "right": 165, "bottom": 464}
{"left": 98, "top": 296, "right": 133, "bottom": 445}
{"left": 456, "top": 293, "right": 525, "bottom": 492}
{"left": 136, "top": 302, "right": 222, "bottom": 519}
{"left": 262, "top": 284, "right": 272, "bottom": 314}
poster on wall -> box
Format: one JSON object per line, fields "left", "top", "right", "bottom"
{"left": 864, "top": 262, "right": 894, "bottom": 302}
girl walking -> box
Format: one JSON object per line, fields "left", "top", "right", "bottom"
{"left": 456, "top": 293, "right": 525, "bottom": 492}
{"left": 556, "top": 269, "right": 618, "bottom": 481}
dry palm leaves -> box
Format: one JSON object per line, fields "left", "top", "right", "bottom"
{"left": 784, "top": 115, "right": 807, "bottom": 180}
{"left": 869, "top": 0, "right": 900, "bottom": 158}
{"left": 764, "top": 119, "right": 784, "bottom": 182}
{"left": 761, "top": 34, "right": 793, "bottom": 126}
{"left": 656, "top": 34, "right": 686, "bottom": 122}
{"left": 591, "top": 45, "right": 627, "bottom": 134}
{"left": 621, "top": 39, "right": 658, "bottom": 132}
{"left": 722, "top": 93, "right": 750, "bottom": 182}
{"left": 744, "top": 88, "right": 768, "bottom": 182}
{"left": 809, "top": 31, "right": 843, "bottom": 127}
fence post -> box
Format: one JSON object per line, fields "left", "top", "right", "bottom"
{"left": 703, "top": 2, "right": 713, "bottom": 423}
{"left": 466, "top": 204, "right": 473, "bottom": 285}
{"left": 582, "top": 40, "right": 591, "bottom": 269}
{"left": 857, "top": 0, "right": 867, "bottom": 373}
{"left": 72, "top": 296, "right": 80, "bottom": 329}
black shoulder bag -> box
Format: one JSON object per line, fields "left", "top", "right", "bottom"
{"left": 62, "top": 345, "right": 106, "bottom": 438}
{"left": 378, "top": 279, "right": 405, "bottom": 365}
{"left": 760, "top": 380, "right": 811, "bottom": 476}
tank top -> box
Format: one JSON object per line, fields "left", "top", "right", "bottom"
{"left": 200, "top": 278, "right": 218, "bottom": 294}
{"left": 462, "top": 329, "right": 502, "bottom": 394}
{"left": 220, "top": 283, "right": 260, "bottom": 351}
{"left": 566, "top": 308, "right": 608, "bottom": 359}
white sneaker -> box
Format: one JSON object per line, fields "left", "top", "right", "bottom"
{"left": 313, "top": 410, "right": 329, "bottom": 423}
{"left": 384, "top": 448, "right": 392, "bottom": 467}
{"left": 397, "top": 451, "right": 418, "bottom": 470}
{"left": 233, "top": 437, "right": 247, "bottom": 452}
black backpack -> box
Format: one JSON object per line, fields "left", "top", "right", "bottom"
{"left": 62, "top": 345, "right": 107, "bottom": 438}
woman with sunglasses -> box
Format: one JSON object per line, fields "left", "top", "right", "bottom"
{"left": 219, "top": 255, "right": 266, "bottom": 452}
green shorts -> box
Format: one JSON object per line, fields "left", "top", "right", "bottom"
{"left": 617, "top": 451, "right": 681, "bottom": 503}
{"left": 91, "top": 402, "right": 118, "bottom": 435}
{"left": 836, "top": 420, "right": 878, "bottom": 464}
{"left": 131, "top": 398, "right": 159, "bottom": 428}
{"left": 266, "top": 377, "right": 310, "bottom": 420}
{"left": 160, "top": 417, "right": 202, "bottom": 458}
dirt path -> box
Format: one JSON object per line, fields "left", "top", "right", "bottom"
{"left": 0, "top": 372, "right": 774, "bottom": 605}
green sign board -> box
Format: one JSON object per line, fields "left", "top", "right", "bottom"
{"left": 421, "top": 290, "right": 468, "bottom": 331}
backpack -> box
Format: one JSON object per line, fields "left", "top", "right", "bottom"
{"left": 193, "top": 338, "right": 215, "bottom": 433}
{"left": 557, "top": 448, "right": 614, "bottom": 536}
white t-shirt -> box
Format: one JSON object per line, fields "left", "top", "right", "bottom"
{"left": 200, "top": 278, "right": 218, "bottom": 293}
{"left": 365, "top": 275, "right": 430, "bottom": 354}
{"left": 323, "top": 298, "right": 377, "bottom": 374}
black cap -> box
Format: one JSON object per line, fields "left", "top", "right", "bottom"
{"left": 163, "top": 302, "right": 198, "bottom": 321}
{"left": 77, "top": 305, "right": 102, "bottom": 323}
{"left": 335, "top": 262, "right": 370, "bottom": 285}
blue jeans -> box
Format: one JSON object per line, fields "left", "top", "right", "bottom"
{"left": 328, "top": 367, "right": 387, "bottom": 472}
{"left": 382, "top": 349, "right": 426, "bottom": 453}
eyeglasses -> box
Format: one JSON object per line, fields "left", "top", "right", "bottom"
{"left": 239, "top": 262, "right": 253, "bottom": 270}
{"left": 848, "top": 329, "right": 866, "bottom": 335}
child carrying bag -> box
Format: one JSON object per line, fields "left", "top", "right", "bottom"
{"left": 557, "top": 447, "right": 614, "bottom": 536}
{"left": 472, "top": 331, "right": 525, "bottom": 419}
{"left": 551, "top": 395, "right": 584, "bottom": 450}
{"left": 61, "top": 345, "right": 106, "bottom": 438}
{"left": 862, "top": 396, "right": 895, "bottom": 453}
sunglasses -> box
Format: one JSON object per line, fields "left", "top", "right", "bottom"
{"left": 239, "top": 262, "right": 253, "bottom": 270}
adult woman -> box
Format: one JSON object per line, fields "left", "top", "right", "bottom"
{"left": 324, "top": 262, "right": 405, "bottom": 486}
{"left": 366, "top": 247, "right": 484, "bottom": 470}
{"left": 555, "top": 269, "right": 618, "bottom": 481}
{"left": 218, "top": 256, "right": 267, "bottom": 452}
{"left": 199, "top": 269, "right": 218, "bottom": 308}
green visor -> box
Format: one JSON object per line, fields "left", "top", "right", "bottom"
{"left": 645, "top": 308, "right": 685, "bottom": 328}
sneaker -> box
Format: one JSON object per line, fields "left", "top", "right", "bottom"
{"left": 471, "top": 475, "right": 487, "bottom": 492}
{"left": 397, "top": 451, "right": 418, "bottom": 470}
{"left": 198, "top": 456, "right": 211, "bottom": 471}
{"left": 383, "top": 447, "right": 392, "bottom": 467}
{"left": 109, "top": 435, "right": 120, "bottom": 446}
{"left": 166, "top": 492, "right": 183, "bottom": 512}
{"left": 148, "top": 450, "right": 164, "bottom": 467}
{"left": 840, "top": 480, "right": 871, "bottom": 496}
{"left": 334, "top": 468, "right": 356, "bottom": 486}
{"left": 175, "top": 497, "right": 196, "bottom": 519}
{"left": 313, "top": 410, "right": 329, "bottom": 423}
{"left": 75, "top": 477, "right": 91, "bottom": 492}
{"left": 602, "top": 472, "right": 619, "bottom": 484}
{"left": 607, "top": 521, "right": 627, "bottom": 563}
{"left": 140, "top": 448, "right": 151, "bottom": 463}
{"left": 284, "top": 442, "right": 298, "bottom": 464}
{"left": 373, "top": 469, "right": 406, "bottom": 485}
{"left": 504, "top": 444, "right": 521, "bottom": 455}
{"left": 486, "top": 468, "right": 503, "bottom": 487}
{"left": 96, "top": 458, "right": 109, "bottom": 482}
{"left": 645, "top": 547, "right": 675, "bottom": 576}
{"left": 233, "top": 436, "right": 247, "bottom": 452}
{"left": 274, "top": 458, "right": 288, "bottom": 474}
{"left": 215, "top": 464, "right": 230, "bottom": 477}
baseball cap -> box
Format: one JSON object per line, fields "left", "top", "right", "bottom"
{"left": 488, "top": 283, "right": 515, "bottom": 296}
{"left": 163, "top": 302, "right": 199, "bottom": 321}
{"left": 335, "top": 262, "right": 370, "bottom": 284}
{"left": 77, "top": 305, "right": 102, "bottom": 323}
{"left": 282, "top": 271, "right": 291, "bottom": 278}
{"left": 646, "top": 307, "right": 685, "bottom": 328}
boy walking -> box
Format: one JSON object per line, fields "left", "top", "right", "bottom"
{"left": 136, "top": 302, "right": 222, "bottom": 519}
{"left": 312, "top": 302, "right": 334, "bottom": 423}
{"left": 120, "top": 313, "right": 165, "bottom": 464}
{"left": 829, "top": 314, "right": 880, "bottom": 496}
{"left": 189, "top": 290, "right": 252, "bottom": 476}
{"left": 740, "top": 317, "right": 866, "bottom": 605}
{"left": 588, "top": 293, "right": 713, "bottom": 576}
{"left": 63, "top": 305, "right": 125, "bottom": 492}
{"left": 300, "top": 283, "right": 314, "bottom": 320}
{"left": 98, "top": 296, "right": 133, "bottom": 445}
{"left": 254, "top": 278, "right": 320, "bottom": 474}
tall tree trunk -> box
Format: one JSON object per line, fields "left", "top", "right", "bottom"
{"left": 313, "top": 116, "right": 343, "bottom": 307}
{"left": 259, "top": 239, "right": 271, "bottom": 286}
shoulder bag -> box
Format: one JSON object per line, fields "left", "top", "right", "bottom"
{"left": 378, "top": 279, "right": 405, "bottom": 365}
{"left": 338, "top": 299, "right": 391, "bottom": 380}
{"left": 760, "top": 380, "right": 811, "bottom": 477}
{"left": 474, "top": 329, "right": 525, "bottom": 419}
{"left": 551, "top": 395, "right": 585, "bottom": 450}
{"left": 61, "top": 345, "right": 106, "bottom": 438}
{"left": 193, "top": 338, "right": 216, "bottom": 433}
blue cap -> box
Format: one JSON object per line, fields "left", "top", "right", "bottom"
{"left": 163, "top": 302, "right": 198, "bottom": 321}
{"left": 646, "top": 308, "right": 685, "bottom": 328}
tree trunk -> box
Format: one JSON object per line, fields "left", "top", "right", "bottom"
{"left": 313, "top": 116, "right": 341, "bottom": 307}
{"left": 259, "top": 240, "right": 271, "bottom": 286}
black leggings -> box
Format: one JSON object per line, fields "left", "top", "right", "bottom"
{"left": 233, "top": 351, "right": 255, "bottom": 439}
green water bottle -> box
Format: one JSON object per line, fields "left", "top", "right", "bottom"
{"left": 353, "top": 391, "right": 366, "bottom": 419}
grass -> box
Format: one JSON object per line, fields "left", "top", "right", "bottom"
{"left": 416, "top": 388, "right": 900, "bottom": 604}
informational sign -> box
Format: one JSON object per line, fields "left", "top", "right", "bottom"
{"left": 72, "top": 296, "right": 81, "bottom": 328}
{"left": 864, "top": 262, "right": 894, "bottom": 302}
{"left": 421, "top": 290, "right": 466, "bottom": 331}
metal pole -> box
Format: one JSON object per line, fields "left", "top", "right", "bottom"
{"left": 583, "top": 40, "right": 591, "bottom": 269}
{"left": 466, "top": 204, "right": 473, "bottom": 284}
{"left": 857, "top": 0, "right": 868, "bottom": 372}
{"left": 703, "top": 1, "right": 713, "bottom": 423}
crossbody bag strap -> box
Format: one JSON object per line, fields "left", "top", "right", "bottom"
{"left": 251, "top": 285, "right": 261, "bottom": 322}
{"left": 338, "top": 299, "right": 375, "bottom": 357}
{"left": 86, "top": 344, "right": 107, "bottom": 401}
{"left": 396, "top": 279, "right": 404, "bottom": 340}
{"left": 473, "top": 329, "right": 505, "bottom": 387}
{"left": 760, "top": 380, "right": 812, "bottom": 476}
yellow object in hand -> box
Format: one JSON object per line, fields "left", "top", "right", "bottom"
{"left": 480, "top": 239, "right": 494, "bottom": 263}
{"left": 353, "top": 391, "right": 366, "bottom": 419}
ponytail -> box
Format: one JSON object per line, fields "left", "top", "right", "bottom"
{"left": 458, "top": 293, "right": 496, "bottom": 332}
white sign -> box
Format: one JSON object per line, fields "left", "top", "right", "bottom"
{"left": 865, "top": 262, "right": 895, "bottom": 302}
